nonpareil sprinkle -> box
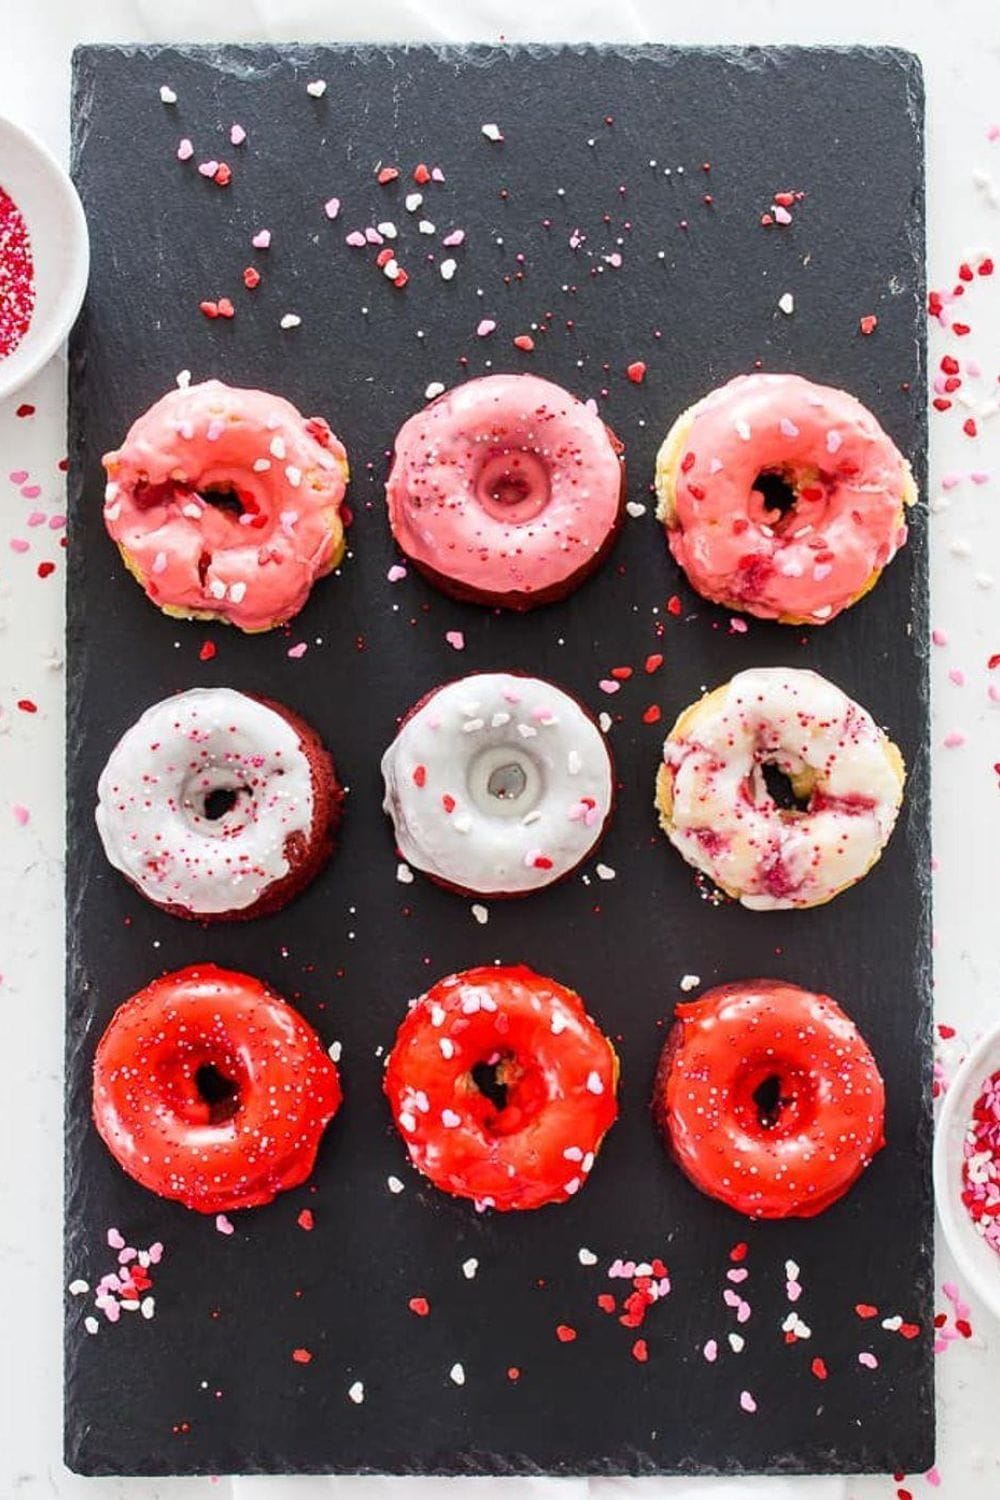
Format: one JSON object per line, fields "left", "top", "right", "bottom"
{"left": 0, "top": 186, "right": 35, "bottom": 359}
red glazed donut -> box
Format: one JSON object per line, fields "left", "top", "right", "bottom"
{"left": 654, "top": 979, "right": 885, "bottom": 1219}
{"left": 92, "top": 964, "right": 342, "bottom": 1213}
{"left": 385, "top": 965, "right": 619, "bottom": 1210}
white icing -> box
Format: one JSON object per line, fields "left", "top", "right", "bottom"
{"left": 381, "top": 672, "right": 613, "bottom": 895}
{"left": 95, "top": 687, "right": 315, "bottom": 915}
{"left": 661, "top": 668, "right": 904, "bottom": 910}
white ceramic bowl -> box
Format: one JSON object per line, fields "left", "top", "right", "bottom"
{"left": 934, "top": 1017, "right": 1000, "bottom": 1320}
{"left": 0, "top": 114, "right": 89, "bottom": 402}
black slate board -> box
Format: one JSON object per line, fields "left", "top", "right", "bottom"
{"left": 66, "top": 43, "right": 932, "bottom": 1477}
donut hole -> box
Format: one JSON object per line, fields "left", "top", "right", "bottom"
{"left": 468, "top": 745, "right": 543, "bottom": 821}
{"left": 752, "top": 1073, "right": 786, "bottom": 1130}
{"left": 472, "top": 1057, "right": 509, "bottom": 1112}
{"left": 466, "top": 1051, "right": 546, "bottom": 1136}
{"left": 750, "top": 469, "right": 801, "bottom": 534}
{"left": 761, "top": 761, "right": 811, "bottom": 813}
{"left": 194, "top": 1063, "right": 240, "bottom": 1124}
{"left": 735, "top": 1064, "right": 814, "bottom": 1138}
{"left": 203, "top": 786, "right": 240, "bottom": 821}
{"left": 476, "top": 449, "right": 551, "bottom": 524}
{"left": 199, "top": 485, "right": 246, "bottom": 519}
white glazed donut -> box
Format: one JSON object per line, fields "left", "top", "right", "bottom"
{"left": 655, "top": 667, "right": 905, "bottom": 910}
{"left": 96, "top": 687, "right": 340, "bottom": 919}
{"left": 381, "top": 671, "right": 614, "bottom": 896}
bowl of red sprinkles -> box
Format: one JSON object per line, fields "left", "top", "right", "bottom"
{"left": 934, "top": 1016, "right": 1000, "bottom": 1322}
{"left": 0, "top": 114, "right": 88, "bottom": 401}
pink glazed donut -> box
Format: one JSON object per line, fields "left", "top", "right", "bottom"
{"left": 655, "top": 373, "right": 916, "bottom": 625}
{"left": 103, "top": 379, "right": 350, "bottom": 632}
{"left": 386, "top": 373, "right": 625, "bottom": 608}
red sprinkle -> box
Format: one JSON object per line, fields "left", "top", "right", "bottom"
{"left": 645, "top": 654, "right": 664, "bottom": 674}
{"left": 626, "top": 361, "right": 647, "bottom": 384}
{"left": 631, "top": 1338, "right": 649, "bottom": 1362}
{"left": 513, "top": 334, "right": 535, "bottom": 351}
{"left": 412, "top": 765, "right": 427, "bottom": 788}
{"left": 859, "top": 314, "right": 878, "bottom": 336}
{"left": 408, "top": 1296, "right": 430, "bottom": 1317}
{"left": 507, "top": 1366, "right": 520, "bottom": 1381}
{"left": 377, "top": 166, "right": 400, "bottom": 185}
{"left": 597, "top": 1293, "right": 616, "bottom": 1313}
{"left": 666, "top": 595, "right": 682, "bottom": 617}
{"left": 297, "top": 1209, "right": 314, "bottom": 1231}
{"left": 198, "top": 640, "right": 217, "bottom": 661}
{"left": 811, "top": 1357, "right": 828, "bottom": 1380}
{"left": 15, "top": 403, "right": 34, "bottom": 417}
{"left": 855, "top": 1303, "right": 879, "bottom": 1319}
{"left": 963, "top": 418, "right": 978, "bottom": 437}
{"left": 243, "top": 266, "right": 261, "bottom": 289}
{"left": 37, "top": 561, "right": 55, "bottom": 578}
{"left": 0, "top": 187, "right": 35, "bottom": 358}
{"left": 16, "top": 699, "right": 37, "bottom": 713}
{"left": 610, "top": 666, "right": 633, "bottom": 681}
{"left": 642, "top": 705, "right": 661, "bottom": 725}
{"left": 413, "top": 163, "right": 431, "bottom": 184}
{"left": 291, "top": 1348, "right": 312, "bottom": 1364}
{"left": 555, "top": 1323, "right": 577, "bottom": 1343}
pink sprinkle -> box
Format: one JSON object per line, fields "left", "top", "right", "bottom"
{"left": 925, "top": 1465, "right": 942, "bottom": 1487}
{"left": 152, "top": 551, "right": 168, "bottom": 575}
{"left": 442, "top": 229, "right": 465, "bottom": 247}
{"left": 12, "top": 805, "right": 29, "bottom": 826}
{"left": 9, "top": 538, "right": 29, "bottom": 553}
{"left": 988, "top": 683, "right": 1000, "bottom": 704}
{"left": 773, "top": 205, "right": 792, "bottom": 225}
{"left": 287, "top": 642, "right": 308, "bottom": 659}
{"left": 726, "top": 1267, "right": 748, "bottom": 1284}
{"left": 786, "top": 1280, "right": 802, "bottom": 1302}
{"left": 728, "top": 617, "right": 748, "bottom": 634}
{"left": 230, "top": 123, "right": 246, "bottom": 146}
{"left": 703, "top": 1339, "right": 718, "bottom": 1363}
{"left": 739, "top": 1390, "right": 757, "bottom": 1413}
{"left": 948, "top": 667, "right": 965, "bottom": 686}
{"left": 198, "top": 159, "right": 220, "bottom": 177}
{"left": 324, "top": 197, "right": 341, "bottom": 220}
{"left": 605, "top": 251, "right": 623, "bottom": 268}
{"left": 387, "top": 564, "right": 407, "bottom": 582}
{"left": 598, "top": 679, "right": 620, "bottom": 695}
{"left": 147, "top": 1242, "right": 164, "bottom": 1264}
{"left": 942, "top": 730, "right": 966, "bottom": 748}
{"left": 107, "top": 1228, "right": 125, "bottom": 1250}
{"left": 476, "top": 319, "right": 497, "bottom": 338}
{"left": 345, "top": 231, "right": 367, "bottom": 247}
{"left": 20, "top": 483, "right": 40, "bottom": 499}
{"left": 431, "top": 166, "right": 445, "bottom": 182}
{"left": 940, "top": 472, "right": 962, "bottom": 490}
{"left": 932, "top": 627, "right": 949, "bottom": 647}
{"left": 971, "top": 471, "right": 991, "bottom": 485}
{"left": 215, "top": 1214, "right": 235, "bottom": 1235}
{"left": 9, "top": 469, "right": 29, "bottom": 484}
{"left": 364, "top": 226, "right": 384, "bottom": 245}
{"left": 445, "top": 630, "right": 465, "bottom": 651}
{"left": 27, "top": 510, "right": 45, "bottom": 527}
{"left": 49, "top": 514, "right": 67, "bottom": 529}
{"left": 988, "top": 123, "right": 1000, "bottom": 141}
{"left": 858, "top": 1352, "right": 878, "bottom": 1369}
{"left": 177, "top": 138, "right": 194, "bottom": 161}
{"left": 252, "top": 229, "right": 272, "bottom": 249}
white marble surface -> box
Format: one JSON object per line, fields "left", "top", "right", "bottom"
{"left": 2, "top": 1, "right": 999, "bottom": 1496}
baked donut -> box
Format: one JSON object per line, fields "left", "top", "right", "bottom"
{"left": 384, "top": 965, "right": 619, "bottom": 1210}
{"left": 656, "top": 668, "right": 904, "bottom": 910}
{"left": 386, "top": 373, "right": 625, "bottom": 608}
{"left": 103, "top": 379, "right": 349, "bottom": 631}
{"left": 92, "top": 964, "right": 342, "bottom": 1213}
{"left": 655, "top": 372, "right": 916, "bottom": 624}
{"left": 654, "top": 979, "right": 885, "bottom": 1218}
{"left": 381, "top": 671, "right": 614, "bottom": 897}
{"left": 96, "top": 687, "right": 341, "bottom": 921}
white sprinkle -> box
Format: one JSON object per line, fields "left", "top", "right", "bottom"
{"left": 440, "top": 258, "right": 458, "bottom": 281}
{"left": 735, "top": 418, "right": 752, "bottom": 441}
{"left": 779, "top": 417, "right": 800, "bottom": 438}
{"left": 442, "top": 1109, "right": 461, "bottom": 1128}
{"left": 599, "top": 712, "right": 612, "bottom": 733}
{"left": 329, "top": 1039, "right": 342, "bottom": 1063}
{"left": 729, "top": 1332, "right": 745, "bottom": 1353}
{"left": 229, "top": 581, "right": 247, "bottom": 604}
{"left": 418, "top": 219, "right": 436, "bottom": 235}
{"left": 280, "top": 313, "right": 302, "bottom": 330}
{"left": 517, "top": 723, "right": 538, "bottom": 739}
{"left": 471, "top": 903, "right": 489, "bottom": 925}
{"left": 491, "top": 712, "right": 511, "bottom": 728}
{"left": 680, "top": 974, "right": 701, "bottom": 992}
{"left": 439, "top": 1037, "right": 455, "bottom": 1059}
{"left": 377, "top": 220, "right": 398, "bottom": 240}
{"left": 567, "top": 749, "right": 582, "bottom": 774}
{"left": 84, "top": 1316, "right": 99, "bottom": 1335}
{"left": 140, "top": 1296, "right": 155, "bottom": 1320}
{"left": 481, "top": 123, "right": 504, "bottom": 142}
{"left": 348, "top": 1380, "right": 365, "bottom": 1403}
{"left": 324, "top": 197, "right": 341, "bottom": 220}
{"left": 626, "top": 501, "right": 647, "bottom": 518}
{"left": 396, "top": 862, "right": 414, "bottom": 884}
{"left": 578, "top": 1247, "right": 598, "bottom": 1266}
{"left": 382, "top": 259, "right": 400, "bottom": 280}
{"left": 159, "top": 85, "right": 178, "bottom": 104}
{"left": 306, "top": 79, "right": 328, "bottom": 98}
{"left": 252, "top": 457, "right": 271, "bottom": 473}
{"left": 398, "top": 1111, "right": 417, "bottom": 1133}
{"left": 425, "top": 381, "right": 445, "bottom": 399}
{"left": 68, "top": 1279, "right": 89, "bottom": 1296}
{"left": 387, "top": 1175, "right": 405, "bottom": 1194}
{"left": 450, "top": 1362, "right": 465, "bottom": 1385}
{"left": 826, "top": 429, "right": 843, "bottom": 454}
{"left": 595, "top": 863, "right": 615, "bottom": 881}
{"left": 586, "top": 1071, "right": 605, "bottom": 1095}
{"left": 778, "top": 292, "right": 795, "bottom": 315}
{"left": 209, "top": 579, "right": 227, "bottom": 600}
{"left": 462, "top": 1258, "right": 479, "bottom": 1280}
{"left": 285, "top": 464, "right": 302, "bottom": 488}
{"left": 551, "top": 1011, "right": 568, "bottom": 1035}
{"left": 462, "top": 718, "right": 485, "bottom": 733}
{"left": 405, "top": 192, "right": 423, "bottom": 212}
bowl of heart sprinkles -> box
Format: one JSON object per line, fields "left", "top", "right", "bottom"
{"left": 934, "top": 1016, "right": 1000, "bottom": 1322}
{"left": 0, "top": 114, "right": 89, "bottom": 402}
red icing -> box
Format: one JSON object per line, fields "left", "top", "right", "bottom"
{"left": 384, "top": 965, "right": 619, "bottom": 1210}
{"left": 386, "top": 374, "right": 624, "bottom": 607}
{"left": 103, "top": 380, "right": 349, "bottom": 631}
{"left": 655, "top": 979, "right": 885, "bottom": 1219}
{"left": 92, "top": 964, "right": 341, "bottom": 1212}
{"left": 663, "top": 373, "right": 913, "bottom": 623}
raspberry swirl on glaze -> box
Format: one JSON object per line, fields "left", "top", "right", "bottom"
{"left": 92, "top": 964, "right": 342, "bottom": 1213}
{"left": 96, "top": 688, "right": 341, "bottom": 920}
{"left": 655, "top": 667, "right": 905, "bottom": 910}
{"left": 385, "top": 965, "right": 619, "bottom": 1211}
{"left": 386, "top": 373, "right": 625, "bottom": 608}
{"left": 654, "top": 979, "right": 885, "bottom": 1219}
{"left": 103, "top": 379, "right": 349, "bottom": 631}
{"left": 381, "top": 671, "right": 614, "bottom": 897}
{"left": 655, "top": 373, "right": 916, "bottom": 624}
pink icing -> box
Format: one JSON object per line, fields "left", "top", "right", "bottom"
{"left": 664, "top": 373, "right": 914, "bottom": 623}
{"left": 386, "top": 373, "right": 623, "bottom": 605}
{"left": 103, "top": 379, "right": 349, "bottom": 631}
